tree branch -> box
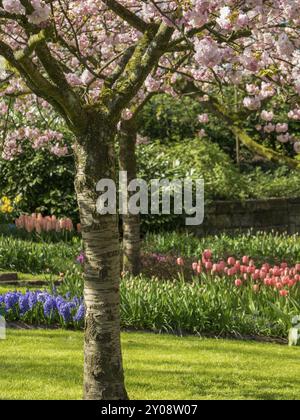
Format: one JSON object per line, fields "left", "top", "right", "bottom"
{"left": 105, "top": 23, "right": 174, "bottom": 117}
{"left": 101, "top": 0, "right": 149, "bottom": 33}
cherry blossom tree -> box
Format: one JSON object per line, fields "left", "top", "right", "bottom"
{"left": 1, "top": 0, "right": 300, "bottom": 401}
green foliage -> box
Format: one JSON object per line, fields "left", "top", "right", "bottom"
{"left": 120, "top": 274, "right": 298, "bottom": 337}
{"left": 137, "top": 138, "right": 248, "bottom": 231}
{"left": 139, "top": 94, "right": 238, "bottom": 157}
{"left": 138, "top": 138, "right": 248, "bottom": 199}
{"left": 138, "top": 95, "right": 201, "bottom": 143}
{"left": 0, "top": 235, "right": 80, "bottom": 274}
{"left": 144, "top": 231, "right": 300, "bottom": 265}
{"left": 137, "top": 137, "right": 300, "bottom": 231}
{"left": 139, "top": 93, "right": 234, "bottom": 148}
{"left": 246, "top": 167, "right": 300, "bottom": 199}
{"left": 0, "top": 142, "right": 77, "bottom": 221}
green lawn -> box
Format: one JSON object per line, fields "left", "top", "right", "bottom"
{"left": 0, "top": 329, "right": 299, "bottom": 400}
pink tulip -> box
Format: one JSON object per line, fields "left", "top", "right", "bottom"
{"left": 240, "top": 265, "right": 247, "bottom": 274}
{"left": 35, "top": 220, "right": 42, "bottom": 234}
{"left": 235, "top": 279, "right": 243, "bottom": 287}
{"left": 279, "top": 290, "right": 289, "bottom": 297}
{"left": 176, "top": 258, "right": 184, "bottom": 267}
{"left": 228, "top": 267, "right": 237, "bottom": 276}
{"left": 227, "top": 257, "right": 236, "bottom": 266}
{"left": 203, "top": 249, "right": 212, "bottom": 260}
{"left": 235, "top": 261, "right": 241, "bottom": 271}
{"left": 264, "top": 278, "right": 272, "bottom": 286}
{"left": 259, "top": 270, "right": 267, "bottom": 280}
{"left": 219, "top": 261, "right": 226, "bottom": 270}
{"left": 205, "top": 261, "right": 213, "bottom": 271}
{"left": 212, "top": 264, "right": 219, "bottom": 273}
{"left": 242, "top": 256, "right": 249, "bottom": 265}
{"left": 196, "top": 264, "right": 202, "bottom": 274}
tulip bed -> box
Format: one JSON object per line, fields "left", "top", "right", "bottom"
{"left": 0, "top": 230, "right": 300, "bottom": 337}
{"left": 184, "top": 249, "right": 300, "bottom": 299}
{"left": 120, "top": 274, "right": 299, "bottom": 338}
{"left": 144, "top": 231, "right": 300, "bottom": 265}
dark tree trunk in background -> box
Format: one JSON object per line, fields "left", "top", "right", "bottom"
{"left": 119, "top": 120, "right": 141, "bottom": 276}
{"left": 74, "top": 111, "right": 128, "bottom": 400}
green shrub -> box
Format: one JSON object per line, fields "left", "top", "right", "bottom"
{"left": 0, "top": 143, "right": 77, "bottom": 221}
{"left": 138, "top": 94, "right": 236, "bottom": 157}
{"left": 246, "top": 167, "right": 300, "bottom": 199}
{"left": 137, "top": 138, "right": 249, "bottom": 231}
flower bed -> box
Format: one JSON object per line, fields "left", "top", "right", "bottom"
{"left": 0, "top": 290, "right": 84, "bottom": 328}
{"left": 0, "top": 234, "right": 300, "bottom": 338}
{"left": 184, "top": 249, "right": 300, "bottom": 298}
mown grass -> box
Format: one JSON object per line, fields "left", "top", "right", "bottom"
{"left": 0, "top": 330, "right": 300, "bottom": 400}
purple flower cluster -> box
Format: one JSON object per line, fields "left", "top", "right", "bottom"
{"left": 0, "top": 290, "right": 85, "bottom": 327}
{"left": 76, "top": 251, "right": 85, "bottom": 265}
{"left": 151, "top": 253, "right": 169, "bottom": 263}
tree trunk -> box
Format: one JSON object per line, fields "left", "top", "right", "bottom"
{"left": 119, "top": 121, "right": 141, "bottom": 276}
{"left": 74, "top": 112, "right": 128, "bottom": 400}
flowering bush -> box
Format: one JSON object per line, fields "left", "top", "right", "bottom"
{"left": 0, "top": 290, "right": 84, "bottom": 328}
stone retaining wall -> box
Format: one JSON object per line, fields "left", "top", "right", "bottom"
{"left": 192, "top": 198, "right": 300, "bottom": 236}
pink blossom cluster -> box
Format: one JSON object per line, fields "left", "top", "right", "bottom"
{"left": 2, "top": 1, "right": 300, "bottom": 157}
{"left": 15, "top": 213, "right": 80, "bottom": 234}
{"left": 2, "top": 127, "right": 68, "bottom": 160}
{"left": 2, "top": 0, "right": 50, "bottom": 24}
{"left": 177, "top": 249, "right": 300, "bottom": 297}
